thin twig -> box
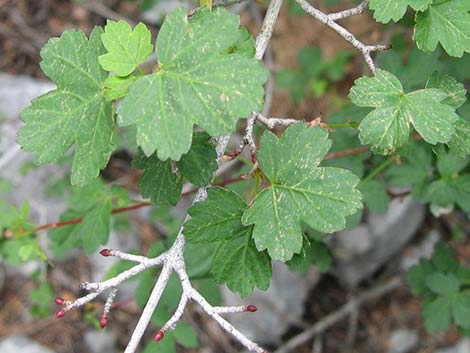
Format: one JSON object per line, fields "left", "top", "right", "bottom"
{"left": 273, "top": 277, "right": 403, "bottom": 353}
{"left": 295, "top": 0, "right": 390, "bottom": 73}
{"left": 327, "top": 0, "right": 370, "bottom": 21}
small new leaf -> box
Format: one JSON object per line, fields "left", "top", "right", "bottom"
{"left": 99, "top": 21, "right": 153, "bottom": 76}
{"left": 350, "top": 69, "right": 459, "bottom": 154}
{"left": 18, "top": 28, "right": 114, "bottom": 186}
{"left": 414, "top": 0, "right": 470, "bottom": 57}
{"left": 242, "top": 124, "right": 362, "bottom": 261}
{"left": 369, "top": 0, "right": 432, "bottom": 23}
{"left": 117, "top": 8, "right": 268, "bottom": 160}
{"left": 185, "top": 187, "right": 271, "bottom": 297}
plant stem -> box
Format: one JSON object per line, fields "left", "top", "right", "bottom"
{"left": 31, "top": 176, "right": 245, "bottom": 234}
{"left": 360, "top": 155, "right": 397, "bottom": 185}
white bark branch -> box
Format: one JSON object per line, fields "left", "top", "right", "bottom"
{"left": 295, "top": 0, "right": 389, "bottom": 73}
{"left": 255, "top": 112, "right": 299, "bottom": 129}
{"left": 327, "top": 0, "right": 369, "bottom": 21}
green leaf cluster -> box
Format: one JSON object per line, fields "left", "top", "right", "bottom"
{"left": 132, "top": 132, "right": 217, "bottom": 205}
{"left": 185, "top": 124, "right": 359, "bottom": 294}
{"left": 117, "top": 7, "right": 268, "bottom": 161}
{"left": 406, "top": 241, "right": 470, "bottom": 333}
{"left": 49, "top": 180, "right": 129, "bottom": 255}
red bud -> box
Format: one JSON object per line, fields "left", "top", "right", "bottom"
{"left": 56, "top": 310, "right": 66, "bottom": 318}
{"left": 154, "top": 330, "right": 165, "bottom": 342}
{"left": 100, "top": 315, "right": 108, "bottom": 329}
{"left": 100, "top": 249, "right": 111, "bottom": 257}
{"left": 54, "top": 297, "right": 65, "bottom": 305}
{"left": 251, "top": 153, "right": 257, "bottom": 164}
{"left": 246, "top": 305, "right": 258, "bottom": 312}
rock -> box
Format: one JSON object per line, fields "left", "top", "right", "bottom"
{"left": 401, "top": 230, "right": 440, "bottom": 270}
{"left": 84, "top": 330, "right": 116, "bottom": 353}
{"left": 388, "top": 329, "right": 419, "bottom": 353}
{"left": 221, "top": 262, "right": 319, "bottom": 344}
{"left": 435, "top": 339, "right": 470, "bottom": 353}
{"left": 0, "top": 335, "right": 56, "bottom": 353}
{"left": 332, "top": 196, "right": 425, "bottom": 287}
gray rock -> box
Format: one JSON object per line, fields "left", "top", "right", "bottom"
{"left": 435, "top": 339, "right": 470, "bottom": 353}
{"left": 401, "top": 230, "right": 440, "bottom": 270}
{"left": 0, "top": 73, "right": 55, "bottom": 122}
{"left": 84, "top": 330, "right": 117, "bottom": 353}
{"left": 388, "top": 329, "right": 419, "bottom": 353}
{"left": 332, "top": 196, "right": 425, "bottom": 287}
{"left": 222, "top": 262, "right": 319, "bottom": 344}
{"left": 0, "top": 335, "right": 56, "bottom": 353}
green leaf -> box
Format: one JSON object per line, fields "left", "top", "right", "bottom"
{"left": 18, "top": 28, "right": 114, "bottom": 186}
{"left": 426, "top": 272, "right": 460, "bottom": 296}
{"left": 177, "top": 132, "right": 217, "bottom": 187}
{"left": 77, "top": 201, "right": 112, "bottom": 254}
{"left": 350, "top": 69, "right": 459, "bottom": 154}
{"left": 452, "top": 294, "right": 470, "bottom": 329}
{"left": 425, "top": 72, "right": 467, "bottom": 109}
{"left": 117, "top": 8, "right": 268, "bottom": 160}
{"left": 407, "top": 258, "right": 435, "bottom": 296}
{"left": 185, "top": 187, "right": 272, "bottom": 297}
{"left": 132, "top": 149, "right": 183, "bottom": 205}
{"left": 423, "top": 296, "right": 452, "bottom": 332}
{"left": 99, "top": 21, "right": 153, "bottom": 76}
{"left": 448, "top": 118, "right": 470, "bottom": 157}
{"left": 49, "top": 180, "right": 118, "bottom": 254}
{"left": 431, "top": 240, "right": 459, "bottom": 273}
{"left": 359, "top": 180, "right": 390, "bottom": 214}
{"left": 436, "top": 150, "right": 468, "bottom": 176}
{"left": 103, "top": 75, "right": 139, "bottom": 101}
{"left": 311, "top": 239, "right": 333, "bottom": 272}
{"left": 369, "top": 0, "right": 432, "bottom": 23}
{"left": 287, "top": 235, "right": 313, "bottom": 273}
{"left": 173, "top": 323, "right": 199, "bottom": 348}
{"left": 414, "top": 0, "right": 470, "bottom": 57}
{"left": 242, "top": 124, "right": 362, "bottom": 261}
{"left": 132, "top": 132, "right": 217, "bottom": 204}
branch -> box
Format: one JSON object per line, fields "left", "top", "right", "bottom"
{"left": 273, "top": 277, "right": 403, "bottom": 353}
{"left": 30, "top": 176, "right": 244, "bottom": 234}
{"left": 327, "top": 0, "right": 369, "bottom": 21}
{"left": 295, "top": 0, "right": 390, "bottom": 73}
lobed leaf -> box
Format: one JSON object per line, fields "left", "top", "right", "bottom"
{"left": 99, "top": 20, "right": 153, "bottom": 76}
{"left": 185, "top": 187, "right": 272, "bottom": 297}
{"left": 18, "top": 28, "right": 114, "bottom": 186}
{"left": 350, "top": 69, "right": 459, "bottom": 154}
{"left": 242, "top": 124, "right": 362, "bottom": 261}
{"left": 117, "top": 8, "right": 268, "bottom": 160}
{"left": 414, "top": 0, "right": 470, "bottom": 57}
{"left": 369, "top": 0, "right": 432, "bottom": 23}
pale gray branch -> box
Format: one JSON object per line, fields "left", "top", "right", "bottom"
{"left": 295, "top": 0, "right": 389, "bottom": 73}
{"left": 327, "top": 0, "right": 369, "bottom": 21}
